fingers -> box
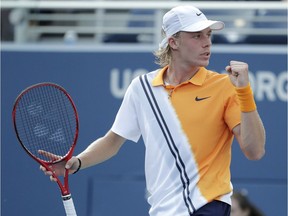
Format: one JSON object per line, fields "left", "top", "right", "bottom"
{"left": 226, "top": 61, "right": 248, "bottom": 76}
{"left": 39, "top": 165, "right": 55, "bottom": 177}
{"left": 40, "top": 165, "right": 57, "bottom": 182}
{"left": 225, "top": 65, "right": 232, "bottom": 74}
{"left": 38, "top": 149, "right": 63, "bottom": 182}
{"left": 226, "top": 66, "right": 239, "bottom": 78}
{"left": 229, "top": 61, "right": 248, "bottom": 73}
{"left": 226, "top": 61, "right": 250, "bottom": 87}
{"left": 50, "top": 175, "right": 57, "bottom": 182}
{"left": 226, "top": 65, "right": 239, "bottom": 77}
{"left": 39, "top": 156, "right": 78, "bottom": 182}
{"left": 38, "top": 150, "right": 62, "bottom": 162}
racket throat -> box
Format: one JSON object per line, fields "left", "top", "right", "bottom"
{"left": 56, "top": 168, "right": 71, "bottom": 196}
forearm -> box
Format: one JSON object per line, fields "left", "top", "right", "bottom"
{"left": 76, "top": 130, "right": 125, "bottom": 170}
{"left": 234, "top": 83, "right": 265, "bottom": 160}
{"left": 240, "top": 110, "right": 266, "bottom": 160}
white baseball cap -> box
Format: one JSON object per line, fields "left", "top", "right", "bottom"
{"left": 159, "top": 5, "right": 225, "bottom": 49}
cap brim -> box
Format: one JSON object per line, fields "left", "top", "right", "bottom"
{"left": 159, "top": 20, "right": 224, "bottom": 49}
{"left": 181, "top": 20, "right": 224, "bottom": 32}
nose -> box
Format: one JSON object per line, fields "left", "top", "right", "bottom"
{"left": 203, "top": 37, "right": 212, "bottom": 48}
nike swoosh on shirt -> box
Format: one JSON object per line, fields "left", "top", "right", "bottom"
{"left": 196, "top": 13, "right": 202, "bottom": 16}
{"left": 195, "top": 96, "right": 211, "bottom": 101}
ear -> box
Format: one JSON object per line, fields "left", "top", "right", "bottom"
{"left": 168, "top": 37, "right": 179, "bottom": 50}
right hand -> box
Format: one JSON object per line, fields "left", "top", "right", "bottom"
{"left": 38, "top": 150, "right": 80, "bottom": 182}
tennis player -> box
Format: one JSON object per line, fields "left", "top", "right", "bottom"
{"left": 41, "top": 5, "right": 266, "bottom": 216}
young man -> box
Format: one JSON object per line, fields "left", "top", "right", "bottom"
{"left": 42, "top": 5, "right": 265, "bottom": 216}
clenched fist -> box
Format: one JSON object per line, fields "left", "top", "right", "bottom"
{"left": 225, "top": 61, "right": 250, "bottom": 87}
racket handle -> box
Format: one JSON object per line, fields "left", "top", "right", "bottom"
{"left": 62, "top": 194, "right": 77, "bottom": 216}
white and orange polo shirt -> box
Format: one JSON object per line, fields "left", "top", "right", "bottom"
{"left": 111, "top": 66, "right": 241, "bottom": 216}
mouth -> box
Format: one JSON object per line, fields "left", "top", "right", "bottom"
{"left": 201, "top": 52, "right": 210, "bottom": 58}
{"left": 202, "top": 52, "right": 210, "bottom": 56}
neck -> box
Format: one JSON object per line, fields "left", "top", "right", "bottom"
{"left": 165, "top": 65, "right": 200, "bottom": 85}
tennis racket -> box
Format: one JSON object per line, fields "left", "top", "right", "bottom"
{"left": 12, "top": 82, "right": 79, "bottom": 216}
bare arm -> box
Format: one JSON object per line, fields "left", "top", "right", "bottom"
{"left": 226, "top": 61, "right": 266, "bottom": 160}
{"left": 233, "top": 112, "right": 265, "bottom": 160}
{"left": 76, "top": 130, "right": 126, "bottom": 169}
{"left": 40, "top": 130, "right": 126, "bottom": 179}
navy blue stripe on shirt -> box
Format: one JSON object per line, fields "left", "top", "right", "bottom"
{"left": 139, "top": 74, "right": 195, "bottom": 215}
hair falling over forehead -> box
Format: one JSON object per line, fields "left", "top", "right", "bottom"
{"left": 154, "top": 31, "right": 180, "bottom": 68}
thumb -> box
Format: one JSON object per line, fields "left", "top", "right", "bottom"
{"left": 225, "top": 65, "right": 232, "bottom": 73}
{"left": 65, "top": 157, "right": 77, "bottom": 169}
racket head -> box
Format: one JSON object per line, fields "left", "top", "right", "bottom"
{"left": 12, "top": 82, "right": 79, "bottom": 166}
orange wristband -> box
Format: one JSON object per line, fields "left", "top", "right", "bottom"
{"left": 235, "top": 83, "right": 257, "bottom": 112}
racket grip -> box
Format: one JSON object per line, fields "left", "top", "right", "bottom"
{"left": 62, "top": 194, "right": 77, "bottom": 216}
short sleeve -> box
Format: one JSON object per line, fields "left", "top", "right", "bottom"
{"left": 111, "top": 80, "right": 141, "bottom": 143}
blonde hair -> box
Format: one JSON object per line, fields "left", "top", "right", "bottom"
{"left": 154, "top": 31, "right": 180, "bottom": 68}
{"left": 153, "top": 45, "right": 172, "bottom": 68}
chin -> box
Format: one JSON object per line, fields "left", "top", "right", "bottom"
{"left": 200, "top": 60, "right": 210, "bottom": 67}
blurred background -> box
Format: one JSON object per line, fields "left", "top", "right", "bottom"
{"left": 1, "top": 0, "right": 287, "bottom": 216}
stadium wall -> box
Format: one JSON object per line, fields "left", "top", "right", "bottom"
{"left": 1, "top": 44, "right": 287, "bottom": 216}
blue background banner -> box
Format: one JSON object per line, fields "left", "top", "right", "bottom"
{"left": 1, "top": 45, "right": 287, "bottom": 216}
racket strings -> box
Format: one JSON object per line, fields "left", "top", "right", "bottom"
{"left": 15, "top": 85, "right": 77, "bottom": 163}
{"left": 54, "top": 87, "right": 75, "bottom": 156}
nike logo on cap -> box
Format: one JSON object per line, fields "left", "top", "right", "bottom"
{"left": 196, "top": 13, "right": 202, "bottom": 16}
{"left": 195, "top": 96, "right": 211, "bottom": 101}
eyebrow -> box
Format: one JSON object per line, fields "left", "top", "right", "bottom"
{"left": 191, "top": 30, "right": 212, "bottom": 34}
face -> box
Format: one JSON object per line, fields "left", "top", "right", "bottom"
{"left": 231, "top": 197, "right": 250, "bottom": 216}
{"left": 169, "top": 28, "right": 212, "bottom": 67}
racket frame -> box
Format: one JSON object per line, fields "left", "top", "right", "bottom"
{"left": 12, "top": 82, "right": 79, "bottom": 196}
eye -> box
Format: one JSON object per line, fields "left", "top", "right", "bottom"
{"left": 207, "top": 31, "right": 212, "bottom": 38}
{"left": 192, "top": 34, "right": 201, "bottom": 39}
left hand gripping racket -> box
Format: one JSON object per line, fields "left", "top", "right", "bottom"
{"left": 12, "top": 83, "right": 79, "bottom": 216}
